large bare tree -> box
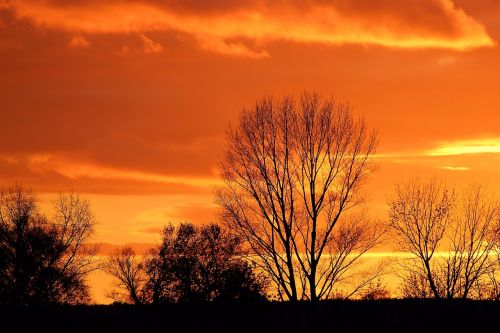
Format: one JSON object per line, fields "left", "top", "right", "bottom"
{"left": 216, "top": 92, "right": 382, "bottom": 301}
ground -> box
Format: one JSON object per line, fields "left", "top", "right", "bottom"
{"left": 0, "top": 300, "right": 498, "bottom": 332}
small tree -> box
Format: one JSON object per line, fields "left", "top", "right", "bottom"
{"left": 491, "top": 222, "right": 500, "bottom": 300}
{"left": 485, "top": 242, "right": 500, "bottom": 300}
{"left": 0, "top": 185, "right": 96, "bottom": 305}
{"left": 389, "top": 179, "right": 500, "bottom": 300}
{"left": 388, "top": 178, "right": 455, "bottom": 299}
{"left": 106, "top": 247, "right": 146, "bottom": 305}
{"left": 438, "top": 185, "right": 499, "bottom": 299}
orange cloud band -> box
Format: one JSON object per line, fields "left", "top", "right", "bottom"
{"left": 3, "top": 0, "right": 495, "bottom": 57}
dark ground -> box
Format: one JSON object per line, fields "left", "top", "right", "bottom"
{"left": 0, "top": 300, "right": 498, "bottom": 333}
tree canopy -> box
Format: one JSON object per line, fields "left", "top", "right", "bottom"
{"left": 0, "top": 185, "right": 96, "bottom": 305}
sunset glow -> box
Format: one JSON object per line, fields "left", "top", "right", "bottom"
{"left": 1, "top": 0, "right": 500, "bottom": 304}
{"left": 427, "top": 138, "right": 500, "bottom": 156}
{"left": 4, "top": 0, "right": 495, "bottom": 54}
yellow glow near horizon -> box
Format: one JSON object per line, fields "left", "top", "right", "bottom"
{"left": 439, "top": 166, "right": 470, "bottom": 171}
{"left": 427, "top": 138, "right": 500, "bottom": 156}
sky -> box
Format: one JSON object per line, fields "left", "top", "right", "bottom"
{"left": 1, "top": 0, "right": 500, "bottom": 246}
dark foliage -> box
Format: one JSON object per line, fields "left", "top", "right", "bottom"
{"left": 0, "top": 185, "right": 96, "bottom": 305}
{"left": 107, "top": 223, "right": 267, "bottom": 304}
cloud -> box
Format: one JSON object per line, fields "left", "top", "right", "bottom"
{"left": 69, "top": 34, "right": 90, "bottom": 48}
{"left": 437, "top": 56, "right": 457, "bottom": 65}
{"left": 21, "top": 153, "right": 221, "bottom": 187}
{"left": 4, "top": 0, "right": 495, "bottom": 57}
{"left": 427, "top": 138, "right": 500, "bottom": 156}
{"left": 196, "top": 36, "right": 269, "bottom": 58}
{"left": 439, "top": 166, "right": 470, "bottom": 171}
{"left": 132, "top": 207, "right": 174, "bottom": 226}
{"left": 139, "top": 34, "right": 163, "bottom": 54}
{"left": 0, "top": 152, "right": 220, "bottom": 195}
{"left": 374, "top": 137, "right": 500, "bottom": 160}
{"left": 131, "top": 203, "right": 218, "bottom": 235}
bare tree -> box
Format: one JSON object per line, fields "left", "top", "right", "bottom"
{"left": 389, "top": 180, "right": 500, "bottom": 300}
{"left": 106, "top": 247, "right": 146, "bottom": 305}
{"left": 49, "top": 192, "right": 98, "bottom": 302}
{"left": 216, "top": 92, "right": 382, "bottom": 301}
{"left": 388, "top": 178, "right": 455, "bottom": 299}
{"left": 486, "top": 238, "right": 500, "bottom": 300}
{"left": 491, "top": 222, "right": 500, "bottom": 300}
{"left": 399, "top": 269, "right": 436, "bottom": 299}
{"left": 0, "top": 185, "right": 97, "bottom": 305}
{"left": 438, "top": 184, "right": 499, "bottom": 299}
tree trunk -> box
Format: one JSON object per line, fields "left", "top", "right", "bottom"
{"left": 425, "top": 260, "right": 440, "bottom": 299}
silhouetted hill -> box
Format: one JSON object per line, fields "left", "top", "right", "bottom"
{"left": 0, "top": 300, "right": 498, "bottom": 333}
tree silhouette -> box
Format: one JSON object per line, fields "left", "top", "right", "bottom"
{"left": 438, "top": 184, "right": 499, "bottom": 299}
{"left": 0, "top": 185, "right": 96, "bottom": 305}
{"left": 388, "top": 178, "right": 454, "bottom": 299}
{"left": 216, "top": 92, "right": 383, "bottom": 301}
{"left": 389, "top": 179, "right": 500, "bottom": 299}
{"left": 106, "top": 223, "right": 267, "bottom": 304}
{"left": 106, "top": 247, "right": 146, "bottom": 305}
{"left": 486, "top": 236, "right": 500, "bottom": 300}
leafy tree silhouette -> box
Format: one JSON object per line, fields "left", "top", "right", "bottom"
{"left": 106, "top": 222, "right": 267, "bottom": 304}
{"left": 0, "top": 185, "right": 97, "bottom": 305}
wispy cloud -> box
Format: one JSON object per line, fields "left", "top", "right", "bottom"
{"left": 1, "top": 153, "right": 221, "bottom": 189}
{"left": 439, "top": 166, "right": 470, "bottom": 171}
{"left": 196, "top": 36, "right": 269, "bottom": 58}
{"left": 139, "top": 34, "right": 163, "bottom": 54}
{"left": 373, "top": 137, "right": 500, "bottom": 161}
{"left": 32, "top": 154, "right": 220, "bottom": 186}
{"left": 69, "top": 34, "right": 90, "bottom": 48}
{"left": 427, "top": 138, "right": 500, "bottom": 156}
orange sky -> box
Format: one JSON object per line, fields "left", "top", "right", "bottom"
{"left": 1, "top": 0, "right": 500, "bottom": 245}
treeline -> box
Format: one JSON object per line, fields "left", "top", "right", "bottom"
{"left": 1, "top": 92, "right": 499, "bottom": 305}
{"left": 105, "top": 223, "right": 267, "bottom": 304}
